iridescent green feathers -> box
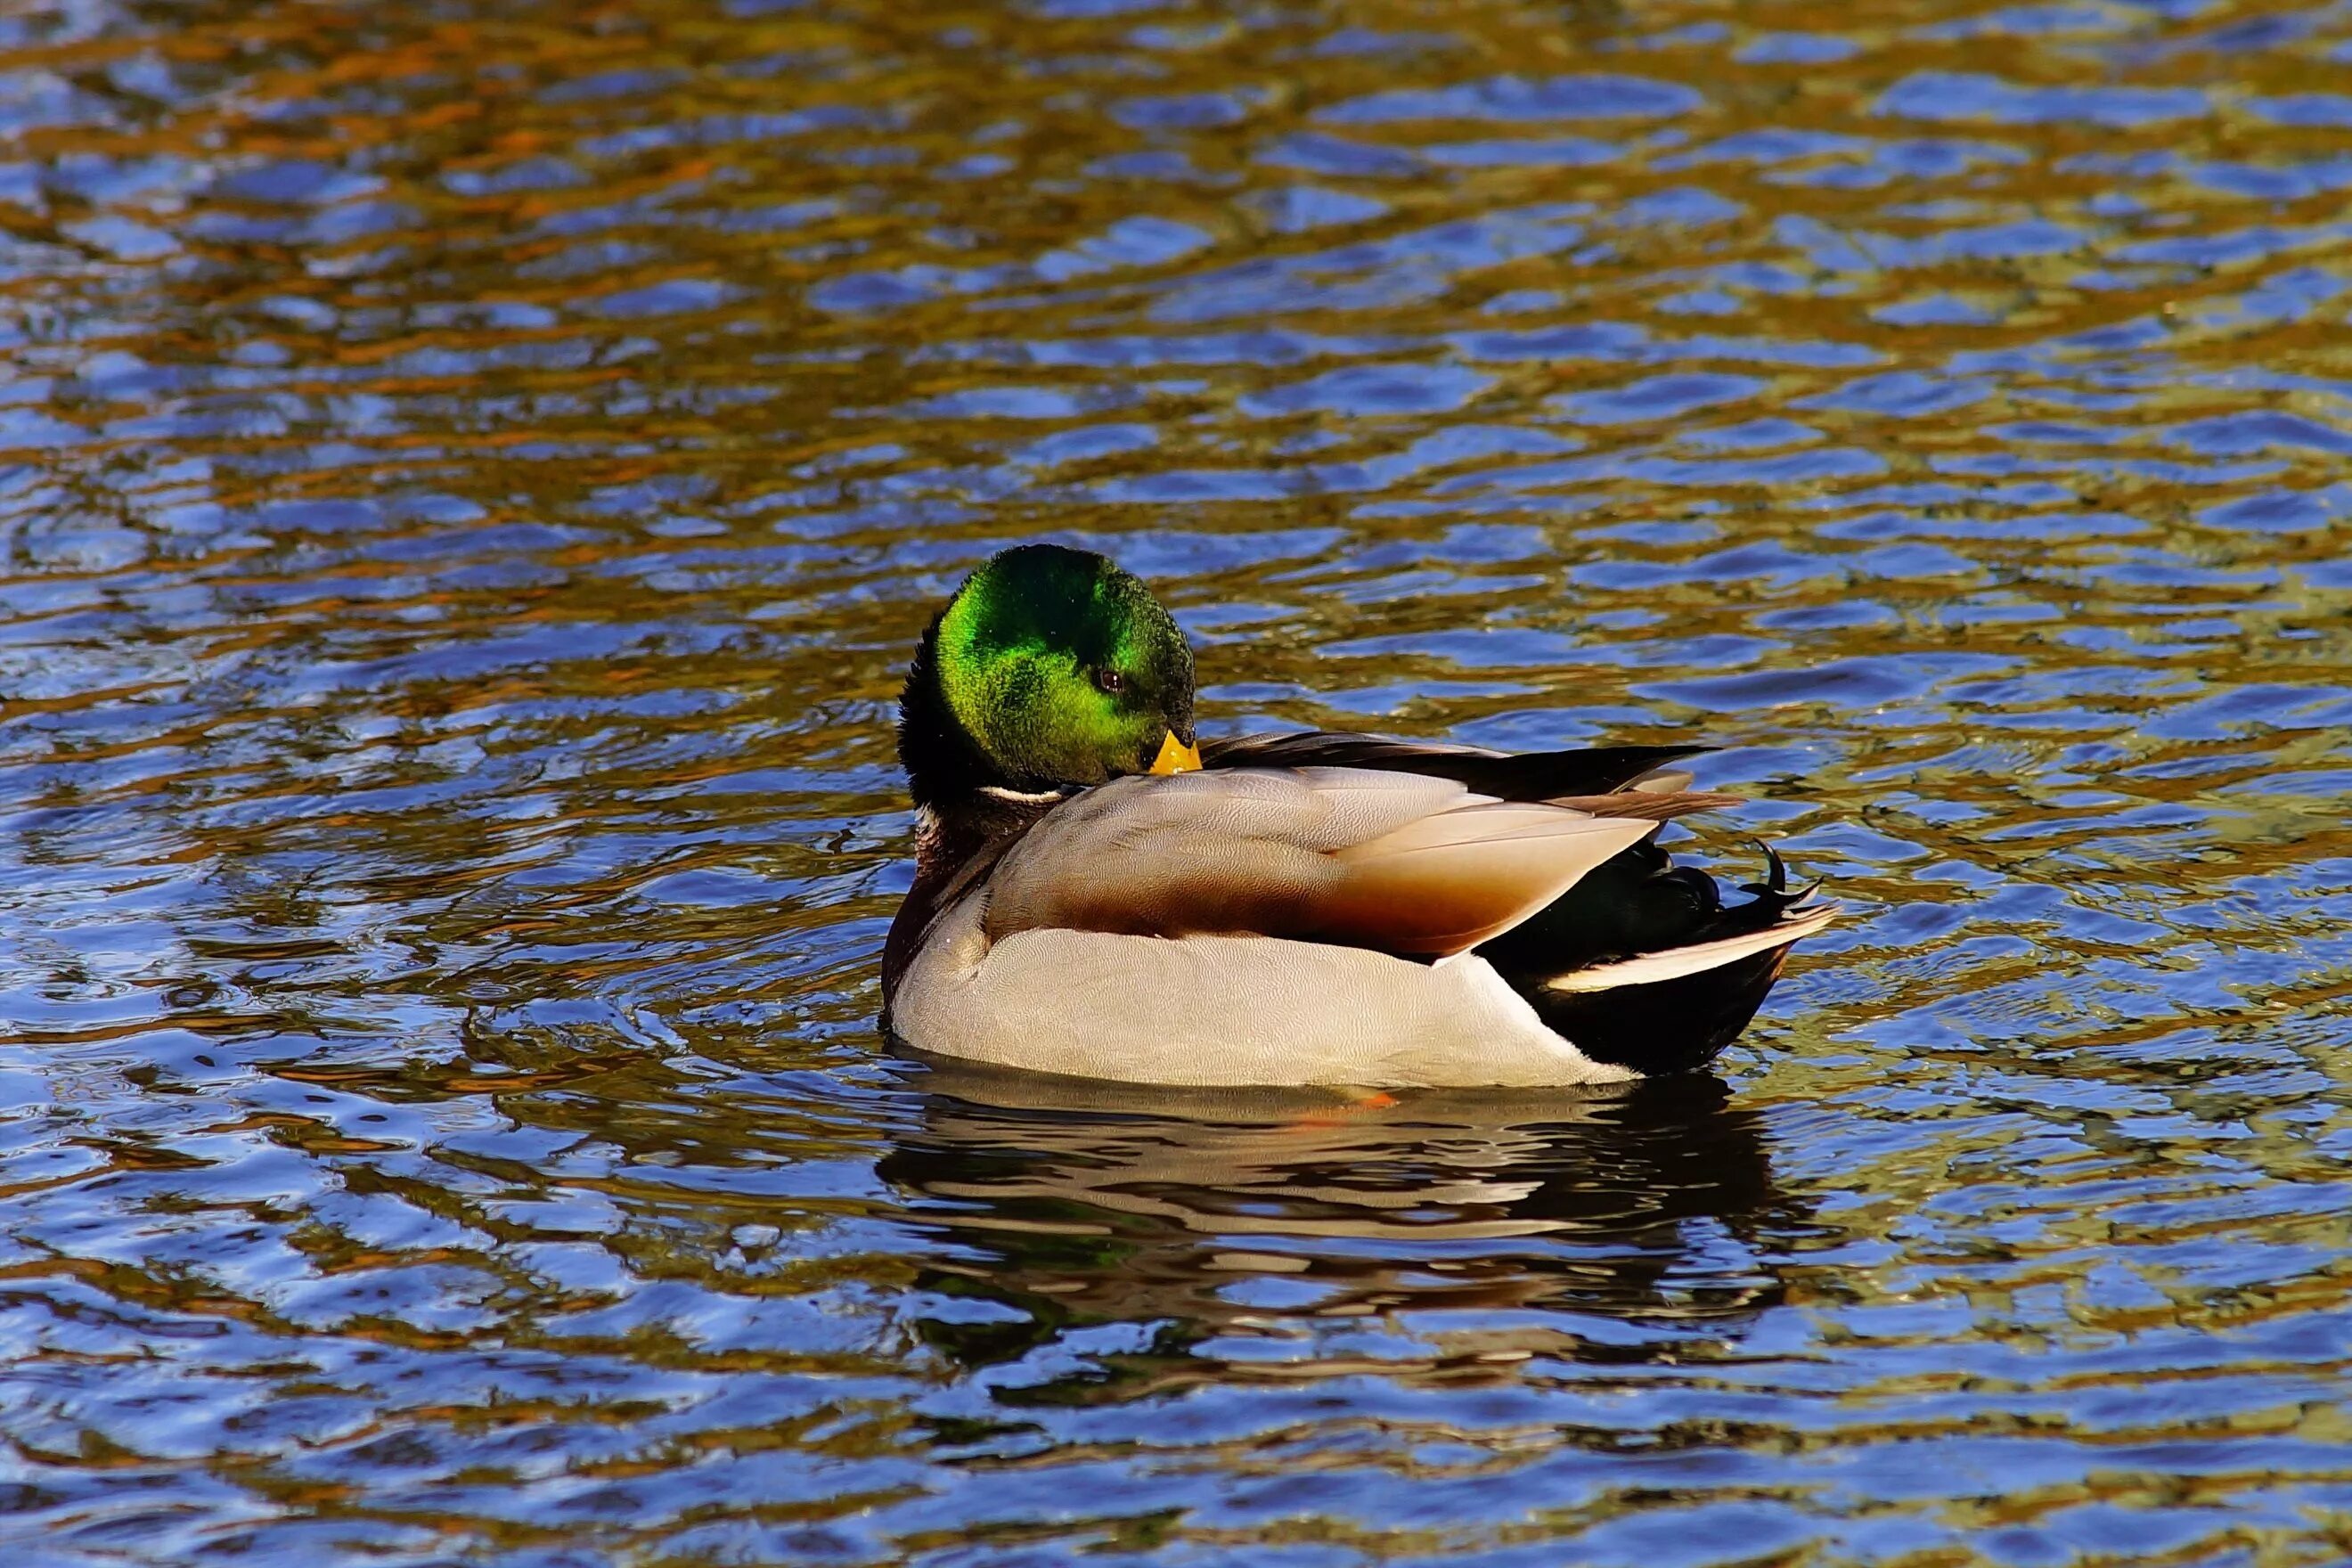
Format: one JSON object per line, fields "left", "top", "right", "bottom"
{"left": 901, "top": 544, "right": 1196, "bottom": 801}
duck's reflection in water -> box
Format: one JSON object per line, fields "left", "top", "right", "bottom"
{"left": 879, "top": 1058, "right": 1816, "bottom": 1388}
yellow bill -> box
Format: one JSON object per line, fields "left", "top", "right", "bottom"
{"left": 1149, "top": 731, "right": 1203, "bottom": 775}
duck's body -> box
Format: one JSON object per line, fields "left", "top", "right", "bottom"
{"left": 881, "top": 546, "right": 1834, "bottom": 1089}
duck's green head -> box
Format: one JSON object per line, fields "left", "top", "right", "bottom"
{"left": 900, "top": 544, "right": 1199, "bottom": 802}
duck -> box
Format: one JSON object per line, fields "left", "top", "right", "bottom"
{"left": 881, "top": 543, "right": 1836, "bottom": 1089}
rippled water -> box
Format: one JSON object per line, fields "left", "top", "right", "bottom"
{"left": 8, "top": 0, "right": 2352, "bottom": 1560}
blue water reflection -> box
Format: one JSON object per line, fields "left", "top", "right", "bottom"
{"left": 4, "top": 0, "right": 2352, "bottom": 1560}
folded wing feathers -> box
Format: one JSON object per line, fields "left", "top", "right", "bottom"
{"left": 1337, "top": 800, "right": 1613, "bottom": 854}
{"left": 1620, "top": 767, "right": 1695, "bottom": 795}
{"left": 1544, "top": 788, "right": 1739, "bottom": 821}
{"left": 984, "top": 768, "right": 1664, "bottom": 957}
{"left": 968, "top": 754, "right": 1842, "bottom": 1004}
{"left": 1326, "top": 805, "right": 1659, "bottom": 956}
{"left": 1200, "top": 732, "right": 1711, "bottom": 800}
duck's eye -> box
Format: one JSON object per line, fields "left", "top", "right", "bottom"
{"left": 1091, "top": 667, "right": 1125, "bottom": 695}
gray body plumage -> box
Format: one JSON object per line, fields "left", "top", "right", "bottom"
{"left": 888, "top": 765, "right": 1831, "bottom": 1088}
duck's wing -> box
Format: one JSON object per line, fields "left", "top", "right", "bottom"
{"left": 1200, "top": 731, "right": 1708, "bottom": 802}
{"left": 979, "top": 766, "right": 1664, "bottom": 960}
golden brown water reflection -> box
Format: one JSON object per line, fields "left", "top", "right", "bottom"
{"left": 6, "top": 0, "right": 2352, "bottom": 1561}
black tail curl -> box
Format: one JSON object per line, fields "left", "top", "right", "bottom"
{"left": 1478, "top": 839, "right": 1821, "bottom": 1077}
{"left": 1740, "top": 839, "right": 1825, "bottom": 912}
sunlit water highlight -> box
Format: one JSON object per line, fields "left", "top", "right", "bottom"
{"left": 5, "top": 0, "right": 2352, "bottom": 1561}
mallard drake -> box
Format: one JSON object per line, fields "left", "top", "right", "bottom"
{"left": 881, "top": 544, "right": 1835, "bottom": 1088}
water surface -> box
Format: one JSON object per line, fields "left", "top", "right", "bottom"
{"left": 6, "top": 0, "right": 2352, "bottom": 1561}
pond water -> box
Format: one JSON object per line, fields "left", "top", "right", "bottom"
{"left": 7, "top": 0, "right": 2352, "bottom": 1562}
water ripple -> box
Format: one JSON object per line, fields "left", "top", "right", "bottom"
{"left": 4, "top": 0, "right": 2352, "bottom": 1562}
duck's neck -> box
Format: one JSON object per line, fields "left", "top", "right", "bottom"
{"left": 885, "top": 621, "right": 1078, "bottom": 1008}
{"left": 899, "top": 614, "right": 1016, "bottom": 810}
